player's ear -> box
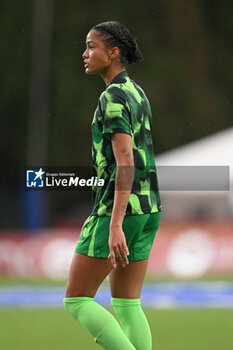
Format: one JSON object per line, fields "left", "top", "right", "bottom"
{"left": 109, "top": 46, "right": 120, "bottom": 60}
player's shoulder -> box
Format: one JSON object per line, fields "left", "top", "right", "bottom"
{"left": 130, "top": 78, "right": 148, "bottom": 100}
{"left": 100, "top": 84, "right": 128, "bottom": 105}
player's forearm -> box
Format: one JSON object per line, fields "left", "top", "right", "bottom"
{"left": 110, "top": 165, "right": 134, "bottom": 228}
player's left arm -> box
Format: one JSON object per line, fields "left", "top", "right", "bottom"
{"left": 108, "top": 132, "right": 135, "bottom": 268}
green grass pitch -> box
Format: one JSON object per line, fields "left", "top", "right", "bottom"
{"left": 1, "top": 308, "right": 233, "bottom": 350}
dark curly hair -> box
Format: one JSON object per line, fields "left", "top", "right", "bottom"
{"left": 92, "top": 21, "right": 143, "bottom": 66}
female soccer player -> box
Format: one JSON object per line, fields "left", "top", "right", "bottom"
{"left": 63, "top": 21, "right": 162, "bottom": 350}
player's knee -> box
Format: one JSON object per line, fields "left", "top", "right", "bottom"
{"left": 64, "top": 281, "right": 84, "bottom": 298}
{"left": 63, "top": 297, "right": 83, "bottom": 321}
{"left": 63, "top": 296, "right": 91, "bottom": 316}
{"left": 63, "top": 298, "right": 71, "bottom": 314}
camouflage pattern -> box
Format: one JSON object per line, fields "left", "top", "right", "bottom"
{"left": 91, "top": 71, "right": 162, "bottom": 216}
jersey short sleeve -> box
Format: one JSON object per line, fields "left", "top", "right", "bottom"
{"left": 100, "top": 87, "right": 132, "bottom": 138}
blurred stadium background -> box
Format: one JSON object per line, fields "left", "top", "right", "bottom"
{"left": 1, "top": 1, "right": 233, "bottom": 349}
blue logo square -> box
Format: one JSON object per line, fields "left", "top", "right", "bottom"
{"left": 26, "top": 168, "right": 45, "bottom": 188}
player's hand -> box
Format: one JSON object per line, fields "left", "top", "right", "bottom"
{"left": 108, "top": 226, "right": 129, "bottom": 268}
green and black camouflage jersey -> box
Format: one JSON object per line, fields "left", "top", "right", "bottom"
{"left": 90, "top": 70, "right": 161, "bottom": 216}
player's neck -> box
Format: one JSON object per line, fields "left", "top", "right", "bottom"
{"left": 101, "top": 66, "right": 126, "bottom": 86}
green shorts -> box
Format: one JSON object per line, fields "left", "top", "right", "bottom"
{"left": 75, "top": 211, "right": 161, "bottom": 261}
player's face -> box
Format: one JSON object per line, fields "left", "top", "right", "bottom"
{"left": 82, "top": 30, "right": 112, "bottom": 75}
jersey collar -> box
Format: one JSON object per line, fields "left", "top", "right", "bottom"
{"left": 107, "top": 70, "right": 128, "bottom": 87}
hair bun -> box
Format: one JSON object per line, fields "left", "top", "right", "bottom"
{"left": 126, "top": 41, "right": 143, "bottom": 64}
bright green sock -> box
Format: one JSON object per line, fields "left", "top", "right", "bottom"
{"left": 63, "top": 297, "right": 135, "bottom": 350}
{"left": 112, "top": 298, "right": 152, "bottom": 350}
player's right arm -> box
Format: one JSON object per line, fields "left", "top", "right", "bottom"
{"left": 108, "top": 132, "right": 134, "bottom": 268}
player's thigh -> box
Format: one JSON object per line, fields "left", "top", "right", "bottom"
{"left": 109, "top": 259, "right": 148, "bottom": 299}
{"left": 65, "top": 252, "right": 112, "bottom": 298}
